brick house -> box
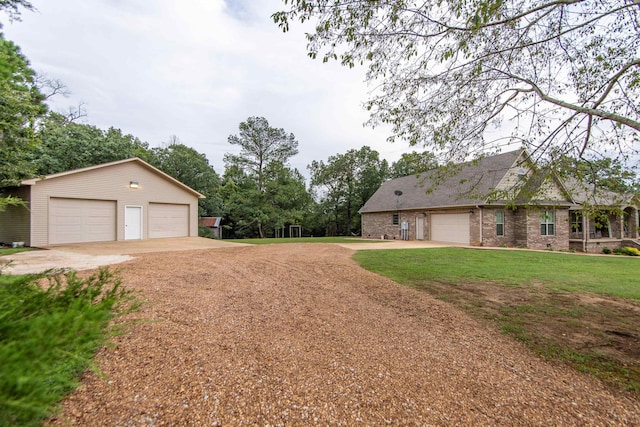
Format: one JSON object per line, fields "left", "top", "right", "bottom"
{"left": 360, "top": 149, "right": 640, "bottom": 253}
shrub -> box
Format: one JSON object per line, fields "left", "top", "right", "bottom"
{"left": 602, "top": 247, "right": 612, "bottom": 254}
{"left": 0, "top": 268, "right": 136, "bottom": 426}
{"left": 198, "top": 225, "right": 215, "bottom": 239}
{"left": 617, "top": 247, "right": 640, "bottom": 257}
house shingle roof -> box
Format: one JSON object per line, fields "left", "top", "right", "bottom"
{"left": 360, "top": 150, "right": 524, "bottom": 213}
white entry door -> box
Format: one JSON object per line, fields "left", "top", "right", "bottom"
{"left": 416, "top": 216, "right": 425, "bottom": 240}
{"left": 125, "top": 206, "right": 142, "bottom": 240}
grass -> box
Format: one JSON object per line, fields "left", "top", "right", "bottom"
{"left": 354, "top": 247, "right": 640, "bottom": 393}
{"left": 226, "top": 236, "right": 382, "bottom": 245}
{"left": 0, "top": 268, "right": 136, "bottom": 426}
{"left": 0, "top": 247, "right": 34, "bottom": 256}
{"left": 354, "top": 247, "right": 640, "bottom": 299}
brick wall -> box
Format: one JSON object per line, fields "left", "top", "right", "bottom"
{"left": 481, "top": 207, "right": 517, "bottom": 247}
{"left": 524, "top": 208, "right": 570, "bottom": 250}
{"left": 363, "top": 207, "right": 570, "bottom": 250}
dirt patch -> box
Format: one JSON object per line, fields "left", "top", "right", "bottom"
{"left": 412, "top": 279, "right": 640, "bottom": 391}
{"left": 50, "top": 244, "right": 639, "bottom": 425}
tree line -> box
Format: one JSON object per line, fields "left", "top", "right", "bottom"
{"left": 2, "top": 1, "right": 638, "bottom": 238}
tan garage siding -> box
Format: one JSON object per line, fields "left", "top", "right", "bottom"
{"left": 28, "top": 160, "right": 201, "bottom": 246}
{"left": 148, "top": 203, "right": 189, "bottom": 238}
{"left": 0, "top": 186, "right": 31, "bottom": 245}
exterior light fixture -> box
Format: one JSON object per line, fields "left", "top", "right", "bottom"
{"left": 129, "top": 181, "right": 139, "bottom": 189}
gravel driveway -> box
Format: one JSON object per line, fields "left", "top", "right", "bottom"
{"left": 51, "top": 244, "right": 639, "bottom": 425}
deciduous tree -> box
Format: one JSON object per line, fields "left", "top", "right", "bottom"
{"left": 0, "top": 32, "right": 46, "bottom": 187}
{"left": 274, "top": 0, "right": 640, "bottom": 168}
{"left": 389, "top": 150, "right": 438, "bottom": 178}
{"left": 149, "top": 139, "right": 223, "bottom": 217}
{"left": 309, "top": 146, "right": 388, "bottom": 235}
{"left": 33, "top": 113, "right": 149, "bottom": 175}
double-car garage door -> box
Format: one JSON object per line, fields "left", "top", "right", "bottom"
{"left": 48, "top": 198, "right": 189, "bottom": 244}
{"left": 430, "top": 213, "right": 470, "bottom": 244}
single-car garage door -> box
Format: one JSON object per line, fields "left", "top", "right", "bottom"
{"left": 49, "top": 198, "right": 116, "bottom": 245}
{"left": 430, "top": 213, "right": 470, "bottom": 244}
{"left": 148, "top": 203, "right": 189, "bottom": 238}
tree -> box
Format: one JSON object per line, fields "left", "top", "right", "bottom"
{"left": 149, "top": 139, "right": 222, "bottom": 217}
{"left": 555, "top": 155, "right": 639, "bottom": 195}
{"left": 309, "top": 146, "right": 388, "bottom": 235}
{"left": 390, "top": 151, "right": 439, "bottom": 178}
{"left": 224, "top": 117, "right": 300, "bottom": 237}
{"left": 220, "top": 162, "right": 313, "bottom": 238}
{"left": 0, "top": 32, "right": 46, "bottom": 187}
{"left": 33, "top": 113, "right": 149, "bottom": 175}
{"left": 225, "top": 116, "right": 299, "bottom": 192}
{"left": 274, "top": 0, "right": 640, "bottom": 169}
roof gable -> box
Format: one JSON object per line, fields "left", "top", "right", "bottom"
{"left": 20, "top": 158, "right": 205, "bottom": 198}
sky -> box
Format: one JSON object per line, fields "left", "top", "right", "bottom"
{"left": 2, "top": 0, "right": 411, "bottom": 177}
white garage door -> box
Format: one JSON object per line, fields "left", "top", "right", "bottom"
{"left": 431, "top": 213, "right": 470, "bottom": 244}
{"left": 49, "top": 198, "right": 116, "bottom": 245}
{"left": 148, "top": 203, "right": 189, "bottom": 238}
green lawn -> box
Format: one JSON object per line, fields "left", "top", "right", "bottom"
{"left": 0, "top": 247, "right": 34, "bottom": 256}
{"left": 226, "top": 236, "right": 381, "bottom": 245}
{"left": 354, "top": 247, "right": 640, "bottom": 300}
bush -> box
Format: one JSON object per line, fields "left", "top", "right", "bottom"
{"left": 615, "top": 247, "right": 640, "bottom": 257}
{"left": 198, "top": 225, "right": 215, "bottom": 239}
{"left": 0, "top": 268, "right": 135, "bottom": 426}
{"left": 602, "top": 247, "right": 612, "bottom": 254}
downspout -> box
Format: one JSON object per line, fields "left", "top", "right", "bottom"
{"left": 583, "top": 213, "right": 588, "bottom": 253}
{"left": 477, "top": 205, "right": 483, "bottom": 245}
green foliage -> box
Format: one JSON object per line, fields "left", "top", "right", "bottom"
{"left": 32, "top": 113, "right": 150, "bottom": 176}
{"left": 354, "top": 248, "right": 640, "bottom": 299}
{"left": 274, "top": 0, "right": 640, "bottom": 172}
{"left": 221, "top": 161, "right": 312, "bottom": 239}
{"left": 308, "top": 146, "right": 388, "bottom": 236}
{"left": 614, "top": 247, "right": 640, "bottom": 256}
{"left": 223, "top": 117, "right": 308, "bottom": 238}
{"left": 0, "top": 194, "right": 25, "bottom": 212}
{"left": 602, "top": 247, "right": 612, "bottom": 254}
{"left": 0, "top": 32, "right": 47, "bottom": 187}
{"left": 225, "top": 116, "right": 299, "bottom": 193}
{"left": 148, "top": 140, "right": 222, "bottom": 217}
{"left": 0, "top": 268, "right": 135, "bottom": 426}
{"left": 198, "top": 225, "right": 215, "bottom": 239}
{"left": 389, "top": 150, "right": 438, "bottom": 178}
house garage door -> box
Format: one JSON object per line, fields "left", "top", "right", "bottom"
{"left": 431, "top": 213, "right": 470, "bottom": 244}
{"left": 49, "top": 198, "right": 116, "bottom": 245}
{"left": 148, "top": 203, "right": 189, "bottom": 238}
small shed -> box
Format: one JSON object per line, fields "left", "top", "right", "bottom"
{"left": 0, "top": 158, "right": 204, "bottom": 247}
{"left": 198, "top": 217, "right": 223, "bottom": 239}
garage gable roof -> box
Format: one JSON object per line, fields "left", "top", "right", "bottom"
{"left": 360, "top": 150, "right": 526, "bottom": 213}
{"left": 20, "top": 158, "right": 205, "bottom": 198}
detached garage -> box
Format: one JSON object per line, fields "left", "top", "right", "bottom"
{"left": 0, "top": 158, "right": 204, "bottom": 247}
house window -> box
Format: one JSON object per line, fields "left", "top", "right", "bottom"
{"left": 570, "top": 211, "right": 582, "bottom": 233}
{"left": 496, "top": 210, "right": 505, "bottom": 236}
{"left": 540, "top": 210, "right": 555, "bottom": 236}
{"left": 392, "top": 213, "right": 399, "bottom": 225}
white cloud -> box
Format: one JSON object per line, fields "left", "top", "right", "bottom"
{"left": 3, "top": 0, "right": 411, "bottom": 176}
